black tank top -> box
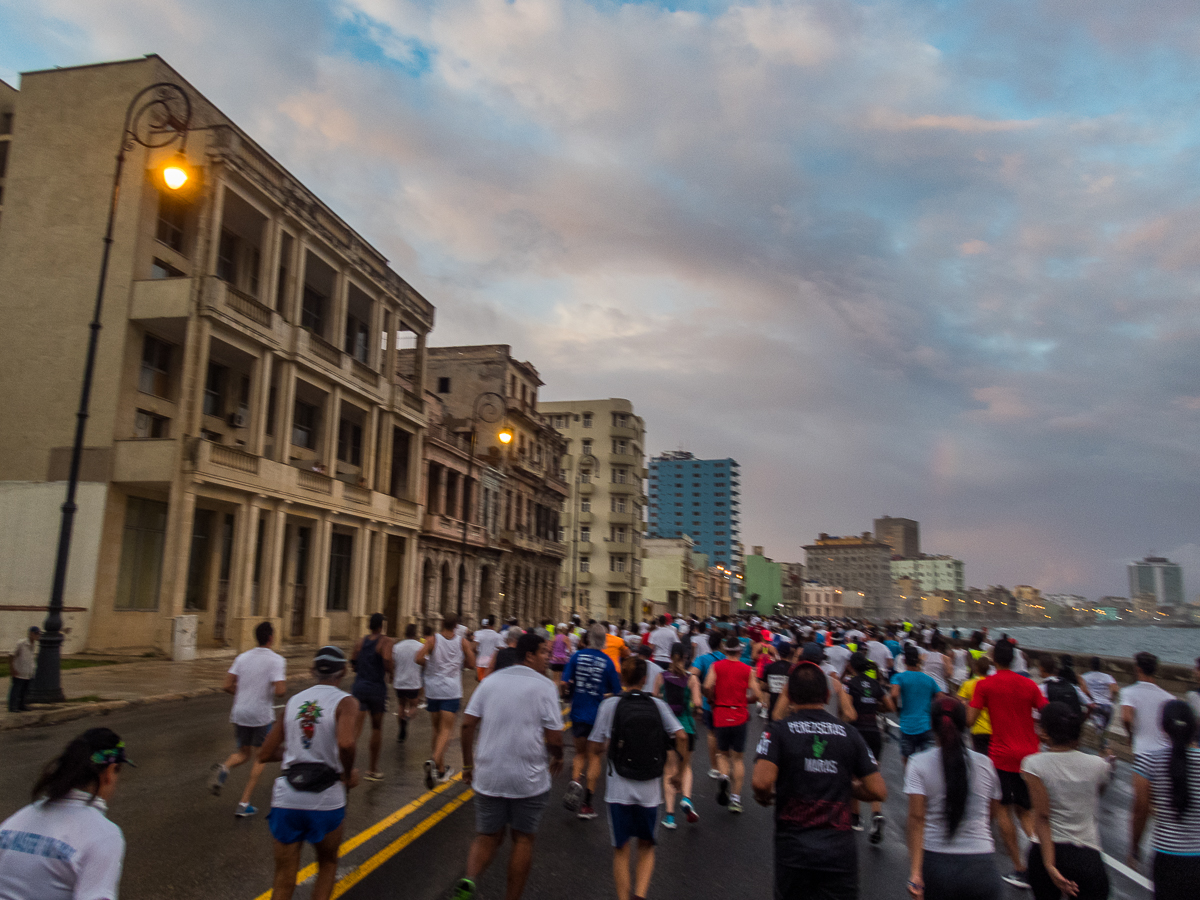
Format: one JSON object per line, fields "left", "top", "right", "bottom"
{"left": 354, "top": 635, "right": 386, "bottom": 689}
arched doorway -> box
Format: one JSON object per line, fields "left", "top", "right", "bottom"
{"left": 439, "top": 561, "right": 452, "bottom": 615}
{"left": 422, "top": 559, "right": 435, "bottom": 618}
{"left": 478, "top": 566, "right": 493, "bottom": 622}
{"left": 457, "top": 562, "right": 468, "bottom": 619}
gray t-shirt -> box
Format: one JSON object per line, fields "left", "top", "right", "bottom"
{"left": 903, "top": 747, "right": 1001, "bottom": 854}
{"left": 588, "top": 694, "right": 683, "bottom": 807}
{"left": 391, "top": 639, "right": 424, "bottom": 690}
{"left": 1020, "top": 750, "right": 1111, "bottom": 850}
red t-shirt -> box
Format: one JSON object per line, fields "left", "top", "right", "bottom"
{"left": 712, "top": 657, "right": 752, "bottom": 727}
{"left": 969, "top": 669, "right": 1046, "bottom": 772}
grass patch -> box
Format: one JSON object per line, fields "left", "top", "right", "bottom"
{"left": 0, "top": 658, "right": 118, "bottom": 679}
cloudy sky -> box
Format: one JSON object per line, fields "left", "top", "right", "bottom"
{"left": 4, "top": 0, "right": 1200, "bottom": 601}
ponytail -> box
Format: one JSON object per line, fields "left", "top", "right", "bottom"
{"left": 1161, "top": 700, "right": 1196, "bottom": 821}
{"left": 32, "top": 727, "right": 125, "bottom": 803}
{"left": 931, "top": 697, "right": 969, "bottom": 838}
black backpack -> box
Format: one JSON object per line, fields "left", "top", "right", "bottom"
{"left": 1045, "top": 676, "right": 1083, "bottom": 718}
{"left": 607, "top": 691, "right": 669, "bottom": 781}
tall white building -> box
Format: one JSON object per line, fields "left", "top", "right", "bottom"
{"left": 891, "top": 556, "right": 965, "bottom": 594}
{"left": 1128, "top": 556, "right": 1184, "bottom": 607}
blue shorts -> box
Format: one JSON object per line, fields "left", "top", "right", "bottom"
{"left": 607, "top": 803, "right": 657, "bottom": 849}
{"left": 426, "top": 697, "right": 461, "bottom": 714}
{"left": 900, "top": 730, "right": 933, "bottom": 759}
{"left": 267, "top": 807, "right": 345, "bottom": 845}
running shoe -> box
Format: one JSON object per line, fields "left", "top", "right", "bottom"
{"left": 578, "top": 804, "right": 598, "bottom": 820}
{"left": 235, "top": 803, "right": 257, "bottom": 818}
{"left": 453, "top": 877, "right": 476, "bottom": 900}
{"left": 869, "top": 814, "right": 884, "bottom": 844}
{"left": 563, "top": 780, "right": 584, "bottom": 812}
{"left": 365, "top": 771, "right": 384, "bottom": 782}
{"left": 851, "top": 813, "right": 864, "bottom": 832}
{"left": 662, "top": 813, "right": 677, "bottom": 830}
{"left": 437, "top": 767, "right": 454, "bottom": 784}
{"left": 1002, "top": 871, "right": 1031, "bottom": 890}
{"left": 707, "top": 768, "right": 722, "bottom": 779}
{"left": 716, "top": 775, "right": 730, "bottom": 807}
{"left": 424, "top": 759, "right": 436, "bottom": 790}
{"left": 729, "top": 796, "right": 743, "bottom": 814}
{"left": 680, "top": 797, "right": 699, "bottom": 824}
{"left": 208, "top": 764, "right": 228, "bottom": 796}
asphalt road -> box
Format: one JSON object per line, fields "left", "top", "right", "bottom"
{"left": 0, "top": 686, "right": 1157, "bottom": 900}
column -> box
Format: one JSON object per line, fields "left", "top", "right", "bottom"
{"left": 375, "top": 412, "right": 393, "bottom": 494}
{"left": 230, "top": 497, "right": 261, "bottom": 650}
{"left": 332, "top": 269, "right": 350, "bottom": 353}
{"left": 273, "top": 360, "right": 296, "bottom": 463}
{"left": 248, "top": 352, "right": 273, "bottom": 457}
{"left": 261, "top": 216, "right": 284, "bottom": 311}
{"left": 369, "top": 296, "right": 385, "bottom": 371}
{"left": 367, "top": 528, "right": 386, "bottom": 622}
{"left": 401, "top": 532, "right": 420, "bottom": 623}
{"left": 262, "top": 504, "right": 287, "bottom": 621}
{"left": 310, "top": 514, "right": 333, "bottom": 647}
{"left": 322, "top": 386, "right": 341, "bottom": 473}
{"left": 348, "top": 521, "right": 371, "bottom": 634}
{"left": 159, "top": 484, "right": 198, "bottom": 657}
{"left": 362, "top": 406, "right": 378, "bottom": 489}
{"left": 289, "top": 236, "right": 309, "bottom": 327}
{"left": 413, "top": 330, "right": 428, "bottom": 396}
{"left": 383, "top": 311, "right": 398, "bottom": 380}
{"left": 205, "top": 180, "right": 229, "bottom": 277}
{"left": 184, "top": 319, "right": 213, "bottom": 437}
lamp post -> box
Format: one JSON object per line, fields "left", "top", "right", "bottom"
{"left": 28, "top": 83, "right": 192, "bottom": 704}
{"left": 455, "top": 391, "right": 510, "bottom": 619}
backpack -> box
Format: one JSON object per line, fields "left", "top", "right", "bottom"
{"left": 1045, "top": 676, "right": 1083, "bottom": 718}
{"left": 607, "top": 691, "right": 669, "bottom": 781}
{"left": 661, "top": 672, "right": 688, "bottom": 716}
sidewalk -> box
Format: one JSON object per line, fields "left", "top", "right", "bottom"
{"left": 1, "top": 645, "right": 319, "bottom": 731}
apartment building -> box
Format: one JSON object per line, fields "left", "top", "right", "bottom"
{"left": 690, "top": 553, "right": 733, "bottom": 619}
{"left": 891, "top": 555, "right": 965, "bottom": 594}
{"left": 647, "top": 452, "right": 741, "bottom": 570}
{"left": 0, "top": 56, "right": 434, "bottom": 656}
{"left": 0, "top": 79, "right": 13, "bottom": 229}
{"left": 538, "top": 398, "right": 646, "bottom": 624}
{"left": 643, "top": 536, "right": 694, "bottom": 617}
{"left": 410, "top": 346, "right": 568, "bottom": 625}
{"left": 874, "top": 515, "right": 920, "bottom": 558}
{"left": 803, "top": 533, "right": 897, "bottom": 619}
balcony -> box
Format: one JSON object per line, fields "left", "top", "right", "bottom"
{"left": 201, "top": 278, "right": 278, "bottom": 334}
{"left": 573, "top": 541, "right": 594, "bottom": 553}
{"left": 575, "top": 572, "right": 593, "bottom": 585}
{"left": 608, "top": 481, "right": 638, "bottom": 495}
{"left": 308, "top": 331, "right": 343, "bottom": 367}
{"left": 608, "top": 511, "right": 639, "bottom": 526}
{"left": 609, "top": 452, "right": 640, "bottom": 468}
{"left": 576, "top": 511, "right": 594, "bottom": 524}
{"left": 606, "top": 570, "right": 635, "bottom": 585}
{"left": 609, "top": 425, "right": 638, "bottom": 440}
{"left": 577, "top": 481, "right": 594, "bottom": 496}
{"left": 130, "top": 277, "right": 191, "bottom": 321}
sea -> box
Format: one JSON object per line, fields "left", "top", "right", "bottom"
{"left": 950, "top": 624, "right": 1199, "bottom": 666}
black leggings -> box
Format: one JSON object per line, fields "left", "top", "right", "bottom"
{"left": 922, "top": 851, "right": 1002, "bottom": 900}
{"left": 1153, "top": 852, "right": 1200, "bottom": 900}
{"left": 1026, "top": 843, "right": 1109, "bottom": 900}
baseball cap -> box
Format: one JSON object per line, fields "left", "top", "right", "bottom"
{"left": 313, "top": 645, "right": 348, "bottom": 674}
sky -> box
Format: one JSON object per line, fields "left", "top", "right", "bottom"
{"left": 4, "top": 0, "right": 1200, "bottom": 602}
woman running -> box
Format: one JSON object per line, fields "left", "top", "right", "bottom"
{"left": 548, "top": 624, "right": 572, "bottom": 686}
{"left": 658, "top": 643, "right": 702, "bottom": 828}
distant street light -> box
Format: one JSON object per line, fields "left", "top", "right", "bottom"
{"left": 29, "top": 83, "right": 192, "bottom": 704}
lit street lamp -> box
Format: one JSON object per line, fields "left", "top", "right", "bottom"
{"left": 29, "top": 83, "right": 192, "bottom": 703}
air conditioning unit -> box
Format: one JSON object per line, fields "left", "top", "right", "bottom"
{"left": 227, "top": 412, "right": 247, "bottom": 428}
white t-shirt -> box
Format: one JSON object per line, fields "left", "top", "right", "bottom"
{"left": 588, "top": 694, "right": 683, "bottom": 807}
{"left": 865, "top": 641, "right": 893, "bottom": 676}
{"left": 392, "top": 639, "right": 424, "bottom": 690}
{"left": 272, "top": 683, "right": 350, "bottom": 811}
{"left": 903, "top": 747, "right": 1001, "bottom": 855}
{"left": 228, "top": 646, "right": 286, "bottom": 727}
{"left": 1188, "top": 689, "right": 1200, "bottom": 722}
{"left": 0, "top": 791, "right": 125, "bottom": 900}
{"left": 1081, "top": 671, "right": 1117, "bottom": 706}
{"left": 424, "top": 634, "right": 465, "bottom": 700}
{"left": 648, "top": 626, "right": 677, "bottom": 664}
{"left": 1020, "top": 750, "right": 1111, "bottom": 850}
{"left": 473, "top": 629, "right": 505, "bottom": 668}
{"left": 1119, "top": 680, "right": 1175, "bottom": 757}
{"left": 691, "top": 634, "right": 712, "bottom": 658}
{"left": 824, "top": 644, "right": 852, "bottom": 678}
{"left": 463, "top": 665, "right": 563, "bottom": 798}
{"left": 642, "top": 660, "right": 664, "bottom": 695}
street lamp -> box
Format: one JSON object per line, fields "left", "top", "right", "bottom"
{"left": 455, "top": 392, "right": 508, "bottom": 619}
{"left": 28, "top": 83, "right": 192, "bottom": 704}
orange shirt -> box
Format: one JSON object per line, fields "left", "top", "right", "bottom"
{"left": 604, "top": 634, "right": 626, "bottom": 671}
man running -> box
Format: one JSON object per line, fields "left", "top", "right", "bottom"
{"left": 689, "top": 635, "right": 727, "bottom": 780}
{"left": 350, "top": 613, "right": 393, "bottom": 781}
{"left": 967, "top": 637, "right": 1046, "bottom": 890}
{"left": 473, "top": 618, "right": 505, "bottom": 682}
{"left": 845, "top": 651, "right": 893, "bottom": 842}
{"left": 563, "top": 623, "right": 622, "bottom": 820}
{"left": 752, "top": 661, "right": 887, "bottom": 900}
{"left": 260, "top": 647, "right": 359, "bottom": 900}
{"left": 416, "top": 613, "right": 476, "bottom": 788}
{"left": 392, "top": 624, "right": 424, "bottom": 742}
{"left": 209, "top": 621, "right": 286, "bottom": 817}
{"left": 647, "top": 616, "right": 677, "bottom": 666}
{"left": 890, "top": 644, "right": 941, "bottom": 767}
{"left": 703, "top": 635, "right": 765, "bottom": 813}
{"left": 456, "top": 632, "right": 563, "bottom": 900}
{"left": 1120, "top": 651, "right": 1175, "bottom": 763}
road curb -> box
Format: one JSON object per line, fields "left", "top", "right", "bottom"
{"left": 0, "top": 672, "right": 313, "bottom": 732}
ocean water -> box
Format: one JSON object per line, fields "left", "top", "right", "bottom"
{"left": 952, "top": 625, "right": 1199, "bottom": 666}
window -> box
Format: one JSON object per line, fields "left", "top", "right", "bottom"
{"left": 611, "top": 496, "right": 627, "bottom": 513}
{"left": 337, "top": 420, "right": 363, "bottom": 466}
{"left": 580, "top": 527, "right": 591, "bottom": 542}
{"left": 580, "top": 470, "right": 592, "bottom": 484}
{"left": 610, "top": 555, "right": 626, "bottom": 573}
{"left": 156, "top": 190, "right": 187, "bottom": 253}
{"left": 582, "top": 413, "right": 593, "bottom": 428}
{"left": 579, "top": 556, "right": 590, "bottom": 573}
{"left": 203, "top": 363, "right": 225, "bottom": 418}
{"left": 582, "top": 439, "right": 592, "bottom": 455}
{"left": 216, "top": 230, "right": 239, "bottom": 283}
{"left": 580, "top": 499, "right": 591, "bottom": 513}
{"left": 612, "top": 412, "right": 628, "bottom": 427}
{"left": 139, "top": 335, "right": 172, "bottom": 398}
{"left": 612, "top": 440, "right": 628, "bottom": 454}
{"left": 151, "top": 258, "right": 184, "bottom": 279}
{"left": 437, "top": 376, "right": 451, "bottom": 394}
{"left": 292, "top": 400, "right": 317, "bottom": 449}
{"left": 301, "top": 287, "right": 325, "bottom": 333}
{"left": 612, "top": 468, "right": 628, "bottom": 484}
{"left": 346, "top": 316, "right": 370, "bottom": 363}
{"left": 115, "top": 497, "right": 168, "bottom": 609}
{"left": 715, "top": 541, "right": 726, "bottom": 546}
{"left": 134, "top": 410, "right": 169, "bottom": 439}
{"left": 327, "top": 532, "right": 353, "bottom": 610}
{"left": 612, "top": 527, "right": 627, "bottom": 543}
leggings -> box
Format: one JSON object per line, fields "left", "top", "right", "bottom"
{"left": 1153, "top": 852, "right": 1200, "bottom": 900}
{"left": 922, "top": 851, "right": 1002, "bottom": 900}
{"left": 1026, "top": 843, "right": 1109, "bottom": 900}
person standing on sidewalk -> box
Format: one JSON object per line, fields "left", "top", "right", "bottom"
{"left": 392, "top": 624, "right": 424, "bottom": 743}
{"left": 703, "top": 635, "right": 764, "bottom": 813}
{"left": 563, "top": 623, "right": 622, "bottom": 820}
{"left": 260, "top": 646, "right": 359, "bottom": 900}
{"left": 7, "top": 626, "right": 39, "bottom": 712}
{"left": 416, "top": 613, "right": 476, "bottom": 788}
{"left": 350, "top": 613, "right": 394, "bottom": 782}
{"left": 456, "top": 632, "right": 564, "bottom": 900}
{"left": 209, "top": 621, "right": 286, "bottom": 817}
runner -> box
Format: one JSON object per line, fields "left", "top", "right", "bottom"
{"left": 904, "top": 696, "right": 1004, "bottom": 900}
{"left": 1080, "top": 657, "right": 1118, "bottom": 747}
{"left": 456, "top": 632, "right": 564, "bottom": 900}
{"left": 563, "top": 623, "right": 622, "bottom": 820}
{"left": 260, "top": 646, "right": 359, "bottom": 900}
{"left": 967, "top": 638, "right": 1047, "bottom": 890}
{"left": 703, "top": 636, "right": 765, "bottom": 813}
{"left": 1020, "top": 702, "right": 1115, "bottom": 900}
{"left": 890, "top": 645, "right": 942, "bottom": 767}
{"left": 548, "top": 625, "right": 572, "bottom": 686}
{"left": 689, "top": 636, "right": 726, "bottom": 780}
{"left": 845, "top": 651, "right": 894, "bottom": 843}
{"left": 647, "top": 616, "right": 677, "bottom": 666}
{"left": 416, "top": 613, "right": 476, "bottom": 788}
{"left": 208, "top": 620, "right": 287, "bottom": 816}
{"left": 473, "top": 618, "right": 505, "bottom": 682}
{"left": 350, "top": 613, "right": 393, "bottom": 781}
{"left": 490, "top": 627, "right": 523, "bottom": 675}
{"left": 658, "top": 643, "right": 702, "bottom": 828}
{"left": 1120, "top": 651, "right": 1175, "bottom": 762}
{"left": 752, "top": 661, "right": 887, "bottom": 900}
{"left": 957, "top": 655, "right": 993, "bottom": 755}
{"left": 824, "top": 633, "right": 852, "bottom": 679}
{"left": 637, "top": 645, "right": 664, "bottom": 695}
{"left": 602, "top": 623, "right": 632, "bottom": 672}
{"left": 587, "top": 657, "right": 686, "bottom": 900}
{"left": 392, "top": 624, "right": 424, "bottom": 742}
{"left": 762, "top": 643, "right": 797, "bottom": 721}
{"left": 0, "top": 727, "right": 129, "bottom": 900}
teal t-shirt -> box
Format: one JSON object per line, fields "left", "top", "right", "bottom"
{"left": 893, "top": 670, "right": 940, "bottom": 735}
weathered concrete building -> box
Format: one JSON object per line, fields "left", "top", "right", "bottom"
{"left": 804, "top": 533, "right": 897, "bottom": 620}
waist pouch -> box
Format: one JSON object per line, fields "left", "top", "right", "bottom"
{"left": 284, "top": 762, "right": 340, "bottom": 792}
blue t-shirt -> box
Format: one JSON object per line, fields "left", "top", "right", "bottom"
{"left": 690, "top": 651, "right": 724, "bottom": 710}
{"left": 563, "top": 649, "right": 620, "bottom": 725}
{"left": 738, "top": 637, "right": 753, "bottom": 665}
{"left": 884, "top": 639, "right": 901, "bottom": 658}
{"left": 893, "top": 670, "right": 940, "bottom": 735}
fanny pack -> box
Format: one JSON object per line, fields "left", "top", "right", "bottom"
{"left": 283, "top": 762, "right": 340, "bottom": 793}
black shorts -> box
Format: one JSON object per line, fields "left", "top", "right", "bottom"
{"left": 860, "top": 730, "right": 883, "bottom": 761}
{"left": 353, "top": 684, "right": 387, "bottom": 715}
{"left": 714, "top": 722, "right": 747, "bottom": 753}
{"left": 971, "top": 733, "right": 991, "bottom": 756}
{"left": 776, "top": 863, "right": 857, "bottom": 900}
{"left": 394, "top": 688, "right": 419, "bottom": 701}
{"left": 997, "top": 769, "right": 1030, "bottom": 809}
{"left": 571, "top": 720, "right": 594, "bottom": 740}
{"left": 671, "top": 731, "right": 697, "bottom": 755}
{"left": 234, "top": 723, "right": 271, "bottom": 748}
{"left": 702, "top": 708, "right": 714, "bottom": 729}
{"left": 549, "top": 663, "right": 566, "bottom": 672}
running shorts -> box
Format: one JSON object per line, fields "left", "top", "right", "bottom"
{"left": 426, "top": 697, "right": 461, "bottom": 714}
{"left": 234, "top": 723, "right": 272, "bottom": 748}
{"left": 394, "top": 688, "right": 419, "bottom": 701}
{"left": 475, "top": 791, "right": 549, "bottom": 835}
{"left": 353, "top": 683, "right": 387, "bottom": 715}
{"left": 714, "top": 723, "right": 747, "bottom": 753}
{"left": 607, "top": 803, "right": 657, "bottom": 849}
{"left": 268, "top": 806, "right": 345, "bottom": 845}
{"left": 859, "top": 730, "right": 882, "bottom": 761}
{"left": 997, "top": 769, "right": 1031, "bottom": 809}
{"left": 571, "top": 720, "right": 595, "bottom": 740}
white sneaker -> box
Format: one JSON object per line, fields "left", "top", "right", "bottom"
{"left": 708, "top": 768, "right": 722, "bottom": 779}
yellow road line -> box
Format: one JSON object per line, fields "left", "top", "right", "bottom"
{"left": 331, "top": 789, "right": 475, "bottom": 898}
{"left": 250, "top": 775, "right": 463, "bottom": 900}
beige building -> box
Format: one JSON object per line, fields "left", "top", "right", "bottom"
{"left": 643, "top": 536, "right": 694, "bottom": 618}
{"left": 690, "top": 553, "right": 733, "bottom": 619}
{"left": 801, "top": 583, "right": 844, "bottom": 619}
{"left": 0, "top": 56, "right": 435, "bottom": 656}
{"left": 804, "top": 533, "right": 897, "bottom": 620}
{"left": 538, "top": 398, "right": 646, "bottom": 624}
{"left": 407, "top": 345, "right": 568, "bottom": 626}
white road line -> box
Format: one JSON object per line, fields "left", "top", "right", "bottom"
{"left": 1101, "top": 853, "right": 1153, "bottom": 892}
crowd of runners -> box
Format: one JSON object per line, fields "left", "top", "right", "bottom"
{"left": 3, "top": 612, "right": 1200, "bottom": 900}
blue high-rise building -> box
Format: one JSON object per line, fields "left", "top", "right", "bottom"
{"left": 647, "top": 452, "right": 741, "bottom": 569}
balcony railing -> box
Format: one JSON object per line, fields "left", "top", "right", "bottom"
{"left": 351, "top": 358, "right": 378, "bottom": 387}
{"left": 309, "top": 332, "right": 343, "bottom": 367}
{"left": 343, "top": 482, "right": 371, "bottom": 504}
{"left": 299, "top": 469, "right": 333, "bottom": 493}
{"left": 210, "top": 443, "right": 259, "bottom": 474}
{"left": 225, "top": 284, "right": 273, "bottom": 327}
